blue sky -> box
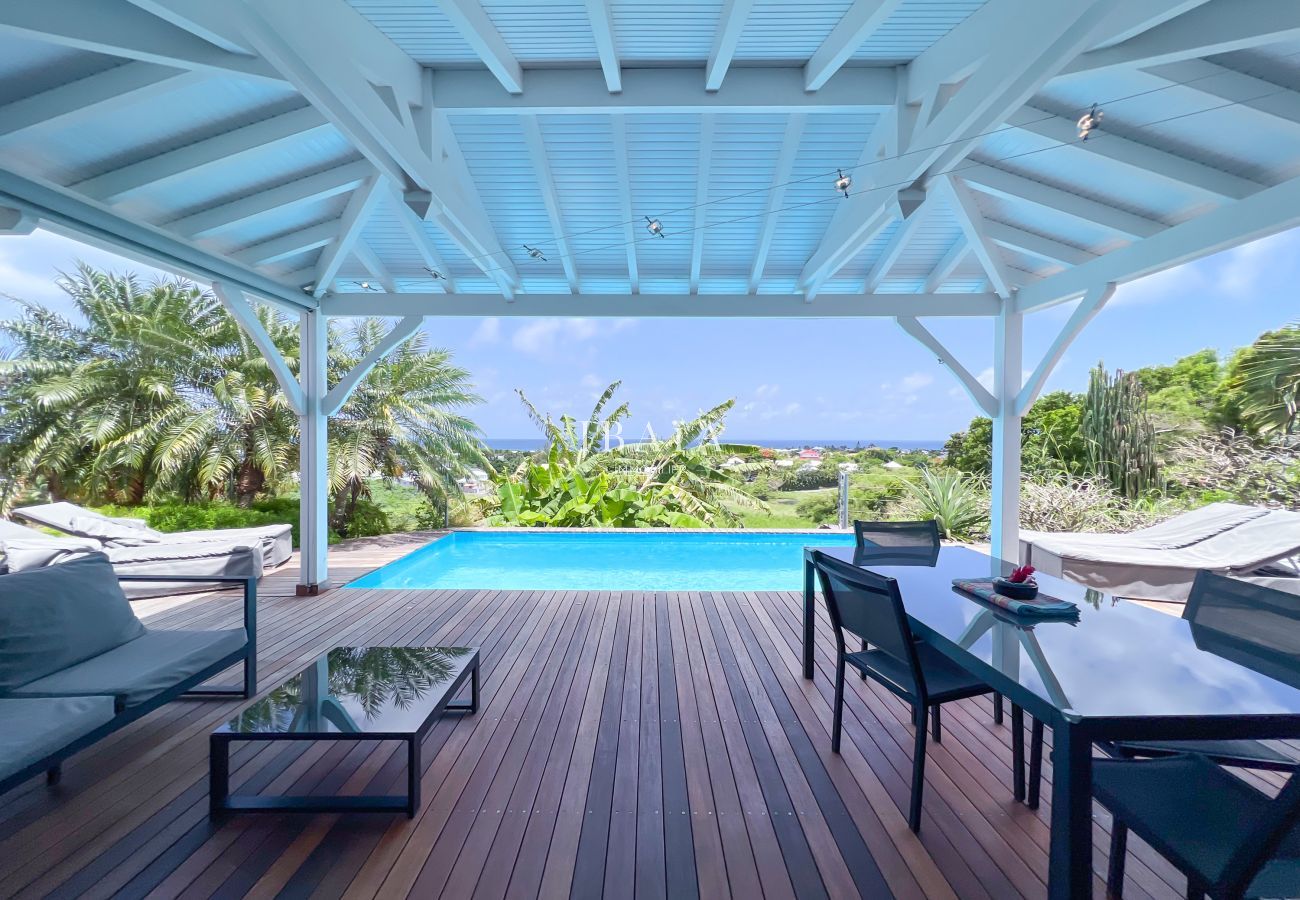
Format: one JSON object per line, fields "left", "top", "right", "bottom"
{"left": 1, "top": 227, "right": 1296, "bottom": 442}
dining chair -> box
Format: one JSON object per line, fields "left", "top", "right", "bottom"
{"left": 812, "top": 550, "right": 1006, "bottom": 832}
{"left": 1094, "top": 753, "right": 1300, "bottom": 898}
{"left": 1103, "top": 571, "right": 1300, "bottom": 772}
{"left": 852, "top": 519, "right": 940, "bottom": 551}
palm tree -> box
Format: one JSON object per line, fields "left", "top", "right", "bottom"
{"left": 1233, "top": 321, "right": 1300, "bottom": 436}
{"left": 327, "top": 318, "right": 489, "bottom": 533}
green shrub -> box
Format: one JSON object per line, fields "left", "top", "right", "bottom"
{"left": 94, "top": 500, "right": 304, "bottom": 545}
{"left": 890, "top": 469, "right": 990, "bottom": 541}
{"left": 778, "top": 467, "right": 839, "bottom": 490}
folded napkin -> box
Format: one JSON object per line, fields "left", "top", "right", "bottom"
{"left": 951, "top": 578, "right": 1080, "bottom": 618}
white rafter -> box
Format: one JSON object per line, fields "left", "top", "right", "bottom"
{"left": 1145, "top": 60, "right": 1300, "bottom": 130}
{"left": 521, "top": 118, "right": 579, "bottom": 293}
{"left": 231, "top": 0, "right": 518, "bottom": 297}
{"left": 170, "top": 161, "right": 374, "bottom": 240}
{"left": 983, "top": 220, "right": 1097, "bottom": 268}
{"left": 234, "top": 222, "right": 338, "bottom": 268}
{"left": 864, "top": 206, "right": 931, "bottom": 292}
{"left": 585, "top": 0, "right": 621, "bottom": 93}
{"left": 804, "top": 0, "right": 903, "bottom": 91}
{"left": 923, "top": 236, "right": 969, "bottom": 293}
{"left": 959, "top": 165, "right": 1165, "bottom": 241}
{"left": 436, "top": 0, "right": 523, "bottom": 94}
{"left": 75, "top": 107, "right": 330, "bottom": 203}
{"left": 0, "top": 0, "right": 282, "bottom": 84}
{"left": 324, "top": 292, "right": 1002, "bottom": 318}
{"left": 611, "top": 117, "right": 639, "bottom": 294}
{"left": 313, "top": 177, "right": 386, "bottom": 298}
{"left": 749, "top": 113, "right": 804, "bottom": 294}
{"left": 800, "top": 0, "right": 1128, "bottom": 291}
{"left": 1066, "top": 0, "right": 1300, "bottom": 77}
{"left": 939, "top": 176, "right": 1013, "bottom": 298}
{"left": 690, "top": 115, "right": 716, "bottom": 294}
{"left": 389, "top": 188, "right": 457, "bottom": 294}
{"left": 0, "top": 64, "right": 203, "bottom": 142}
{"left": 351, "top": 241, "right": 397, "bottom": 293}
{"left": 706, "top": 0, "right": 755, "bottom": 91}
{"left": 1007, "top": 107, "right": 1262, "bottom": 203}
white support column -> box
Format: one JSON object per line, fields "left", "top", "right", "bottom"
{"left": 990, "top": 304, "right": 1024, "bottom": 562}
{"left": 298, "top": 308, "right": 330, "bottom": 594}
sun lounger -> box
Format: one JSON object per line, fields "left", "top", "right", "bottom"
{"left": 0, "top": 518, "right": 262, "bottom": 599}
{"left": 1021, "top": 504, "right": 1300, "bottom": 601}
{"left": 14, "top": 501, "right": 292, "bottom": 568}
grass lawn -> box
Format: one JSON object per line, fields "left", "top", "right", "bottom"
{"left": 731, "top": 487, "right": 835, "bottom": 528}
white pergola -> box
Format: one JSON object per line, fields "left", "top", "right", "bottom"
{"left": 3, "top": 0, "right": 1300, "bottom": 593}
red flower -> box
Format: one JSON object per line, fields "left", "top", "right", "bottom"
{"left": 1008, "top": 564, "right": 1036, "bottom": 584}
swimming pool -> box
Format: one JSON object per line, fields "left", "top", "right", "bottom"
{"left": 348, "top": 530, "right": 856, "bottom": 591}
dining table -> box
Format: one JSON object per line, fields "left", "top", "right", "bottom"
{"left": 801, "top": 543, "right": 1300, "bottom": 900}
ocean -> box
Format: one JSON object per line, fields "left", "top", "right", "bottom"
{"left": 484, "top": 437, "right": 945, "bottom": 451}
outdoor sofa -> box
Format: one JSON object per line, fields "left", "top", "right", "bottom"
{"left": 14, "top": 501, "right": 293, "bottom": 569}
{"left": 0, "top": 517, "right": 262, "bottom": 599}
{"left": 1020, "top": 502, "right": 1300, "bottom": 601}
{"left": 0, "top": 553, "right": 255, "bottom": 796}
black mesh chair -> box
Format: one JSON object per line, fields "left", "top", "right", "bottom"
{"left": 853, "top": 519, "right": 940, "bottom": 551}
{"left": 1105, "top": 571, "right": 1300, "bottom": 771}
{"left": 1094, "top": 753, "right": 1300, "bottom": 898}
{"left": 812, "top": 550, "right": 1001, "bottom": 832}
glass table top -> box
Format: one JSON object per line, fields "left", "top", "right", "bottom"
{"left": 808, "top": 545, "right": 1300, "bottom": 723}
{"left": 217, "top": 646, "right": 477, "bottom": 736}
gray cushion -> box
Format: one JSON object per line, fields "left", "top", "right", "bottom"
{"left": 0, "top": 696, "right": 116, "bottom": 781}
{"left": 0, "top": 554, "right": 147, "bottom": 691}
{"left": 67, "top": 514, "right": 163, "bottom": 544}
{"left": 10, "top": 627, "right": 247, "bottom": 708}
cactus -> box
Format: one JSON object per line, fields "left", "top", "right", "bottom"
{"left": 1082, "top": 363, "right": 1158, "bottom": 499}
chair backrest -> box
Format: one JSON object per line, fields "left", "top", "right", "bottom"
{"left": 812, "top": 551, "right": 927, "bottom": 700}
{"left": 1183, "top": 571, "right": 1300, "bottom": 689}
{"left": 1219, "top": 765, "right": 1300, "bottom": 895}
{"left": 853, "top": 519, "right": 940, "bottom": 551}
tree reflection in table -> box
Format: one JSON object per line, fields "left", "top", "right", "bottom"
{"left": 227, "top": 646, "right": 470, "bottom": 733}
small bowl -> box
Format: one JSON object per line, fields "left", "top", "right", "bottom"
{"left": 993, "top": 577, "right": 1039, "bottom": 600}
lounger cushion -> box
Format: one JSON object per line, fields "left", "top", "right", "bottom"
{"left": 0, "top": 554, "right": 147, "bottom": 691}
{"left": 0, "top": 696, "right": 116, "bottom": 782}
{"left": 67, "top": 514, "right": 164, "bottom": 544}
{"left": 146, "top": 525, "right": 292, "bottom": 568}
{"left": 10, "top": 627, "right": 247, "bottom": 709}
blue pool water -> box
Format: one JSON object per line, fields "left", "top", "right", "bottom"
{"left": 348, "top": 530, "right": 856, "bottom": 591}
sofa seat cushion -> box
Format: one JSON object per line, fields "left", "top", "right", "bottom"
{"left": 0, "top": 554, "right": 147, "bottom": 691}
{"left": 0, "top": 696, "right": 115, "bottom": 781}
{"left": 10, "top": 628, "right": 247, "bottom": 709}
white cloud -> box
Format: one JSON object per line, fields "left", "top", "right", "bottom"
{"left": 469, "top": 317, "right": 501, "bottom": 346}
{"left": 509, "top": 317, "right": 635, "bottom": 358}
{"left": 759, "top": 401, "right": 801, "bottom": 420}
{"left": 754, "top": 383, "right": 780, "bottom": 398}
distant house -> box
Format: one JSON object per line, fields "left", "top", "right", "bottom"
{"left": 797, "top": 448, "right": 822, "bottom": 461}
{"left": 883, "top": 460, "right": 904, "bottom": 470}
{"left": 838, "top": 462, "right": 859, "bottom": 473}
{"left": 773, "top": 458, "right": 794, "bottom": 468}
{"left": 721, "top": 456, "right": 745, "bottom": 468}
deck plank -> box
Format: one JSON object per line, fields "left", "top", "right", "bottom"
{"left": 0, "top": 533, "right": 1191, "bottom": 899}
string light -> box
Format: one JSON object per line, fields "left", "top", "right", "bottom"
{"left": 353, "top": 281, "right": 379, "bottom": 292}
{"left": 523, "top": 244, "right": 547, "bottom": 261}
{"left": 645, "top": 216, "right": 665, "bottom": 238}
{"left": 834, "top": 168, "right": 852, "bottom": 197}
{"left": 1077, "top": 103, "right": 1103, "bottom": 141}
{"left": 423, "top": 266, "right": 446, "bottom": 281}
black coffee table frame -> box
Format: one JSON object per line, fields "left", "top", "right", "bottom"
{"left": 210, "top": 648, "right": 479, "bottom": 819}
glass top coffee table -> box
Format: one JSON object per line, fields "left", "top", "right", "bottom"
{"left": 210, "top": 645, "right": 479, "bottom": 818}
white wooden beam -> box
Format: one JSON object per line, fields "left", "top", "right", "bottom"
{"left": 923, "top": 236, "right": 969, "bottom": 293}
{"left": 749, "top": 113, "right": 804, "bottom": 293}
{"left": 351, "top": 241, "right": 397, "bottom": 294}
{"left": 436, "top": 0, "right": 523, "bottom": 94}
{"left": 123, "top": 0, "right": 254, "bottom": 54}
{"left": 959, "top": 165, "right": 1164, "bottom": 241}
{"left": 864, "top": 205, "right": 930, "bottom": 292}
{"left": 894, "top": 316, "right": 997, "bottom": 416}
{"left": 939, "top": 176, "right": 1013, "bottom": 299}
{"left": 706, "top": 0, "right": 754, "bottom": 91}
{"left": 0, "top": 64, "right": 202, "bottom": 142}
{"left": 314, "top": 177, "right": 386, "bottom": 298}
{"left": 990, "top": 305, "right": 1023, "bottom": 561}
{"left": 804, "top": 0, "right": 904, "bottom": 91}
{"left": 0, "top": 0, "right": 283, "bottom": 84}
{"left": 170, "top": 161, "right": 374, "bottom": 239}
{"left": 298, "top": 308, "right": 329, "bottom": 590}
{"left": 1016, "top": 172, "right": 1300, "bottom": 312}
{"left": 1008, "top": 107, "right": 1262, "bottom": 202}
{"left": 801, "top": 0, "right": 1124, "bottom": 285}
{"left": 1146, "top": 60, "right": 1300, "bottom": 130}
{"left": 213, "top": 283, "right": 306, "bottom": 415}
{"left": 390, "top": 188, "right": 457, "bottom": 294}
{"left": 585, "top": 0, "right": 621, "bottom": 93}
{"left": 1015, "top": 282, "right": 1115, "bottom": 414}
{"left": 430, "top": 67, "right": 896, "bottom": 115}
{"left": 322, "top": 316, "right": 423, "bottom": 415}
{"left": 1066, "top": 0, "right": 1300, "bottom": 77}
{"left": 984, "top": 220, "right": 1097, "bottom": 268}
{"left": 234, "top": 222, "right": 339, "bottom": 268}
{"left": 690, "top": 115, "right": 716, "bottom": 294}
{"left": 0, "top": 207, "right": 38, "bottom": 235}
{"left": 75, "top": 107, "right": 329, "bottom": 203}
{"left": 612, "top": 117, "right": 639, "bottom": 294}
{"left": 521, "top": 118, "right": 579, "bottom": 293}
{"left": 324, "top": 291, "right": 1002, "bottom": 318}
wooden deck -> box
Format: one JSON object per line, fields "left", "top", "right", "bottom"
{"left": 0, "top": 533, "right": 1202, "bottom": 899}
